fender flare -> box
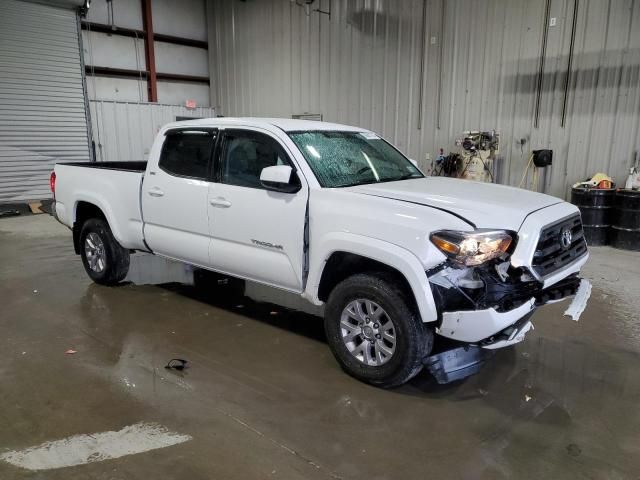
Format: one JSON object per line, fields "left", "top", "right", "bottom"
{"left": 304, "top": 232, "right": 438, "bottom": 323}
{"left": 72, "top": 193, "right": 127, "bottom": 247}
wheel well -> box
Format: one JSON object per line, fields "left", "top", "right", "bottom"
{"left": 72, "top": 201, "right": 107, "bottom": 254}
{"left": 318, "top": 252, "right": 417, "bottom": 308}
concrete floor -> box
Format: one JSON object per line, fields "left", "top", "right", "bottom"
{"left": 1, "top": 214, "right": 639, "bottom": 479}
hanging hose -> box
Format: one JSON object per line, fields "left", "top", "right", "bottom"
{"left": 518, "top": 153, "right": 535, "bottom": 188}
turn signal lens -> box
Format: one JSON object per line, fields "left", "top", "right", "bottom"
{"left": 430, "top": 230, "right": 513, "bottom": 266}
{"left": 430, "top": 236, "right": 460, "bottom": 255}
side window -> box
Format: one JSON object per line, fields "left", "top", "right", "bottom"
{"left": 159, "top": 131, "right": 215, "bottom": 179}
{"left": 222, "top": 131, "right": 290, "bottom": 189}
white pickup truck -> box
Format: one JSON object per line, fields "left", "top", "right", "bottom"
{"left": 52, "top": 118, "right": 590, "bottom": 387}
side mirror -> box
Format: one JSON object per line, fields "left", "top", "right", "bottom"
{"left": 260, "top": 165, "right": 300, "bottom": 193}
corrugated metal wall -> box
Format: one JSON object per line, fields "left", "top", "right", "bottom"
{"left": 0, "top": 0, "right": 90, "bottom": 202}
{"left": 209, "top": 0, "right": 640, "bottom": 199}
{"left": 89, "top": 100, "right": 216, "bottom": 162}
{"left": 84, "top": 0, "right": 211, "bottom": 105}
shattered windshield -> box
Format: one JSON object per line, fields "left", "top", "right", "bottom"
{"left": 288, "top": 131, "right": 423, "bottom": 188}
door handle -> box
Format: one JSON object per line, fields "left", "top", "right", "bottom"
{"left": 209, "top": 197, "right": 232, "bottom": 208}
{"left": 148, "top": 187, "right": 164, "bottom": 197}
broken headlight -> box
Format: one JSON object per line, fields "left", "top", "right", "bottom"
{"left": 430, "top": 230, "right": 513, "bottom": 266}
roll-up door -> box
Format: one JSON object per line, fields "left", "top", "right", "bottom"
{"left": 0, "top": 0, "right": 90, "bottom": 202}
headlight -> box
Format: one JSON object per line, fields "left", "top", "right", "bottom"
{"left": 430, "top": 230, "right": 513, "bottom": 266}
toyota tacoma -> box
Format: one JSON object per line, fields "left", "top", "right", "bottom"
{"left": 51, "top": 118, "right": 591, "bottom": 387}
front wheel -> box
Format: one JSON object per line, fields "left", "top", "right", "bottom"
{"left": 79, "top": 218, "right": 130, "bottom": 285}
{"left": 324, "top": 273, "right": 433, "bottom": 388}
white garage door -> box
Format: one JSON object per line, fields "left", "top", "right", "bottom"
{"left": 0, "top": 0, "right": 90, "bottom": 203}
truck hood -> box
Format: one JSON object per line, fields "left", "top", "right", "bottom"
{"left": 346, "top": 177, "right": 562, "bottom": 231}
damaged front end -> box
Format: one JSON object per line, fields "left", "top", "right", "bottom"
{"left": 428, "top": 260, "right": 585, "bottom": 347}
{"left": 423, "top": 224, "right": 591, "bottom": 384}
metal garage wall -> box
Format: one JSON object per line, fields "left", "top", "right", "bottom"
{"left": 89, "top": 100, "right": 216, "bottom": 162}
{"left": 84, "top": 0, "right": 211, "bottom": 106}
{"left": 209, "top": 0, "right": 640, "bottom": 199}
{"left": 0, "top": 0, "right": 90, "bottom": 202}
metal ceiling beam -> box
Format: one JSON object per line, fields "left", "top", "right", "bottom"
{"left": 85, "top": 66, "right": 210, "bottom": 85}
{"left": 81, "top": 22, "right": 208, "bottom": 49}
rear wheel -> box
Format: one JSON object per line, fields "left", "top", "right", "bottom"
{"left": 324, "top": 273, "right": 433, "bottom": 388}
{"left": 79, "top": 218, "right": 130, "bottom": 285}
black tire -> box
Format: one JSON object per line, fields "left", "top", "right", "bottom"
{"left": 79, "top": 218, "right": 130, "bottom": 285}
{"left": 324, "top": 273, "right": 433, "bottom": 388}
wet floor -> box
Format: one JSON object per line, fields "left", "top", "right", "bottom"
{"left": 1, "top": 215, "right": 640, "bottom": 479}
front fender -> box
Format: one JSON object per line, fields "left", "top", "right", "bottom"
{"left": 304, "top": 232, "right": 438, "bottom": 323}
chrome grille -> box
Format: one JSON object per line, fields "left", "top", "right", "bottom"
{"left": 532, "top": 215, "right": 587, "bottom": 278}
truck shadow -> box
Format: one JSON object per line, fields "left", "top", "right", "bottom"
{"left": 78, "top": 267, "right": 640, "bottom": 433}
{"left": 95, "top": 253, "right": 640, "bottom": 405}
{"left": 160, "top": 279, "right": 481, "bottom": 393}
{"left": 76, "top": 253, "right": 640, "bottom": 477}
{"left": 162, "top": 280, "right": 328, "bottom": 345}
{"left": 118, "top": 253, "right": 497, "bottom": 392}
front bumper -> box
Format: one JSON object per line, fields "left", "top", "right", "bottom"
{"left": 436, "top": 277, "right": 591, "bottom": 347}
{"left": 438, "top": 299, "right": 535, "bottom": 343}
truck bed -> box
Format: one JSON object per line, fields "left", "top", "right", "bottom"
{"left": 59, "top": 161, "right": 147, "bottom": 172}
{"left": 54, "top": 161, "right": 148, "bottom": 251}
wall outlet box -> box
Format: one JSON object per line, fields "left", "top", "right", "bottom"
{"left": 550, "top": 17, "right": 557, "bottom": 26}
{"left": 425, "top": 153, "right": 431, "bottom": 161}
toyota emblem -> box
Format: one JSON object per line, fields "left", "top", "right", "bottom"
{"left": 560, "top": 226, "right": 573, "bottom": 249}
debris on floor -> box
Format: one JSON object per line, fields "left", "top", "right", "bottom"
{"left": 0, "top": 201, "right": 52, "bottom": 218}
{"left": 566, "top": 443, "right": 582, "bottom": 457}
{"left": 165, "top": 358, "right": 188, "bottom": 371}
{"left": 564, "top": 279, "right": 592, "bottom": 321}
{"left": 0, "top": 209, "right": 21, "bottom": 218}
{"left": 28, "top": 202, "right": 43, "bottom": 214}
{"left": 64, "top": 349, "right": 77, "bottom": 355}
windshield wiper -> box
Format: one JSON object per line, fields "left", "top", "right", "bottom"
{"left": 335, "top": 174, "right": 422, "bottom": 188}
{"left": 397, "top": 173, "right": 423, "bottom": 180}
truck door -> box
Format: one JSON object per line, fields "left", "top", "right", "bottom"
{"left": 207, "top": 129, "right": 308, "bottom": 292}
{"left": 141, "top": 128, "right": 216, "bottom": 267}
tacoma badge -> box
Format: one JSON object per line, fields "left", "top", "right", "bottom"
{"left": 251, "top": 239, "right": 284, "bottom": 250}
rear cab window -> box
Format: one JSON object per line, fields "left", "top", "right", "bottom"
{"left": 159, "top": 129, "right": 217, "bottom": 180}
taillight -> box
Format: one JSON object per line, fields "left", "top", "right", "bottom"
{"left": 50, "top": 171, "right": 56, "bottom": 196}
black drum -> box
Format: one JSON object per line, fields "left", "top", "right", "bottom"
{"left": 610, "top": 189, "right": 640, "bottom": 251}
{"left": 570, "top": 187, "right": 615, "bottom": 246}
